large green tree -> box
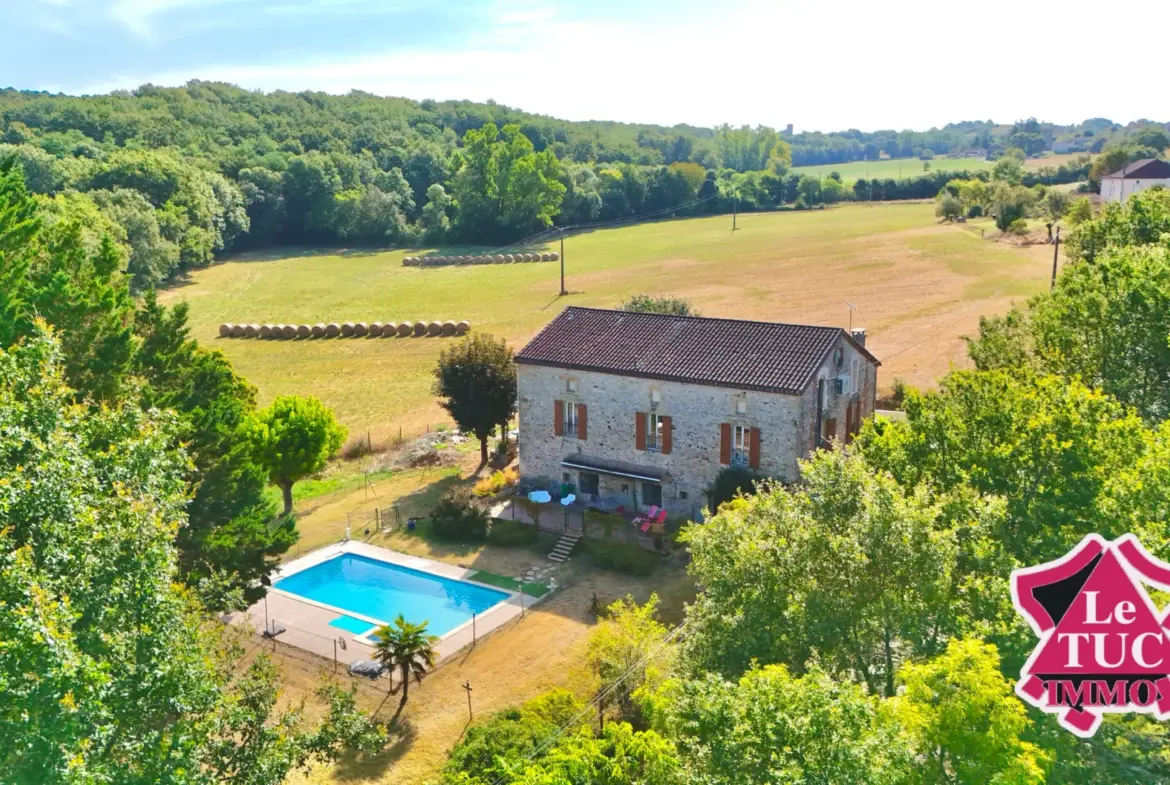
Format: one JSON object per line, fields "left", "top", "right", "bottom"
{"left": 0, "top": 328, "right": 382, "bottom": 784}
{"left": 433, "top": 332, "right": 518, "bottom": 465}
{"left": 249, "top": 394, "right": 347, "bottom": 516}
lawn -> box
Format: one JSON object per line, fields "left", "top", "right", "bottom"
{"left": 162, "top": 202, "right": 1052, "bottom": 442}
{"left": 792, "top": 152, "right": 1089, "bottom": 184}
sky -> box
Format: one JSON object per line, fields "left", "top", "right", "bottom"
{"left": 2, "top": 0, "right": 1166, "bottom": 132}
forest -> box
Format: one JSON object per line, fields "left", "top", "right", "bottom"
{"left": 0, "top": 82, "right": 1165, "bottom": 290}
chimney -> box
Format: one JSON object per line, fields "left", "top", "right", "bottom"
{"left": 850, "top": 328, "right": 867, "bottom": 347}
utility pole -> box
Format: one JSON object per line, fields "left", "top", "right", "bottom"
{"left": 1050, "top": 227, "right": 1061, "bottom": 290}
{"left": 732, "top": 192, "right": 737, "bottom": 231}
{"left": 559, "top": 230, "right": 567, "bottom": 296}
{"left": 462, "top": 681, "right": 473, "bottom": 722}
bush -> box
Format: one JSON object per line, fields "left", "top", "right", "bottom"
{"left": 473, "top": 467, "right": 519, "bottom": 497}
{"left": 430, "top": 486, "right": 490, "bottom": 541}
{"left": 618, "top": 293, "right": 698, "bottom": 316}
{"left": 1007, "top": 218, "right": 1030, "bottom": 236}
{"left": 339, "top": 433, "right": 390, "bottom": 460}
{"left": 580, "top": 541, "right": 659, "bottom": 576}
{"left": 708, "top": 466, "right": 763, "bottom": 511}
{"left": 487, "top": 519, "right": 540, "bottom": 547}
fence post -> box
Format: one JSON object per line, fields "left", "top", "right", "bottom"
{"left": 334, "top": 639, "right": 338, "bottom": 673}
{"left": 375, "top": 507, "right": 381, "bottom": 531}
{"left": 473, "top": 613, "right": 477, "bottom": 644}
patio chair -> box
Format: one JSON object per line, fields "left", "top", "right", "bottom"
{"left": 640, "top": 508, "right": 667, "bottom": 534}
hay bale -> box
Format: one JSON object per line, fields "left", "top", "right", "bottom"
{"left": 381, "top": 321, "right": 397, "bottom": 337}
{"left": 369, "top": 322, "right": 383, "bottom": 337}
{"left": 311, "top": 323, "right": 325, "bottom": 338}
{"left": 412, "top": 321, "right": 427, "bottom": 337}
{"left": 404, "top": 256, "right": 416, "bottom": 266}
{"left": 341, "top": 322, "right": 355, "bottom": 337}
{"left": 281, "top": 324, "right": 297, "bottom": 339}
{"left": 354, "top": 322, "right": 368, "bottom": 337}
{"left": 230, "top": 323, "right": 245, "bottom": 338}
{"left": 456, "top": 320, "right": 471, "bottom": 335}
{"left": 494, "top": 254, "right": 506, "bottom": 263}
{"left": 427, "top": 321, "right": 442, "bottom": 337}
{"left": 325, "top": 323, "right": 340, "bottom": 338}
{"left": 219, "top": 323, "right": 233, "bottom": 337}
{"left": 550, "top": 251, "right": 559, "bottom": 261}
{"left": 244, "top": 324, "right": 258, "bottom": 338}
{"left": 296, "top": 324, "right": 311, "bottom": 339}
{"left": 397, "top": 322, "right": 413, "bottom": 337}
{"left": 539, "top": 252, "right": 550, "bottom": 261}
{"left": 259, "top": 325, "right": 272, "bottom": 339}
{"left": 441, "top": 320, "right": 457, "bottom": 337}
{"left": 503, "top": 253, "right": 514, "bottom": 263}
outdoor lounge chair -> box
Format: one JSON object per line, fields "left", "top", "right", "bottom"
{"left": 639, "top": 509, "right": 667, "bottom": 533}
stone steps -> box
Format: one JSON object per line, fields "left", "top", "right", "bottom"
{"left": 548, "top": 531, "right": 582, "bottom": 563}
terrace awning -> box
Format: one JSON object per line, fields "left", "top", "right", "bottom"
{"left": 561, "top": 455, "right": 663, "bottom": 484}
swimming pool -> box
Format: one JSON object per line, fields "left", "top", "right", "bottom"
{"left": 274, "top": 554, "right": 511, "bottom": 637}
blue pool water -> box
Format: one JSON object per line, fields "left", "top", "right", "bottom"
{"left": 329, "top": 614, "right": 377, "bottom": 635}
{"left": 275, "top": 554, "right": 510, "bottom": 636}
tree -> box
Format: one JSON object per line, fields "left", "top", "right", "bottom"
{"left": 372, "top": 615, "right": 440, "bottom": 725}
{"left": 433, "top": 333, "right": 518, "bottom": 465}
{"left": 935, "top": 190, "right": 963, "bottom": 221}
{"left": 1132, "top": 127, "right": 1170, "bottom": 153}
{"left": 1065, "top": 187, "right": 1170, "bottom": 263}
{"left": 90, "top": 186, "right": 181, "bottom": 291}
{"left": 421, "top": 182, "right": 452, "bottom": 241}
{"left": 896, "top": 639, "right": 1050, "bottom": 785}
{"left": 1065, "top": 195, "right": 1093, "bottom": 225}
{"left": 618, "top": 293, "right": 698, "bottom": 316}
{"left": 587, "top": 594, "right": 671, "bottom": 722}
{"left": 682, "top": 450, "right": 961, "bottom": 695}
{"left": 990, "top": 183, "right": 1035, "bottom": 232}
{"left": 707, "top": 465, "right": 762, "bottom": 511}
{"left": 1041, "top": 188, "right": 1070, "bottom": 240}
{"left": 0, "top": 327, "right": 382, "bottom": 784}
{"left": 0, "top": 156, "right": 38, "bottom": 348}
{"left": 249, "top": 394, "right": 347, "bottom": 515}
{"left": 991, "top": 156, "right": 1025, "bottom": 185}
{"left": 660, "top": 665, "right": 914, "bottom": 785}
{"left": 134, "top": 291, "right": 295, "bottom": 607}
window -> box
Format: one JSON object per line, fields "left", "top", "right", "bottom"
{"left": 732, "top": 425, "right": 751, "bottom": 466}
{"left": 621, "top": 483, "right": 629, "bottom": 493}
{"left": 851, "top": 358, "right": 860, "bottom": 394}
{"left": 579, "top": 472, "right": 600, "bottom": 495}
{"left": 679, "top": 490, "right": 688, "bottom": 500}
{"left": 567, "top": 379, "right": 577, "bottom": 393}
{"left": 564, "top": 401, "right": 579, "bottom": 436}
{"left": 562, "top": 472, "right": 570, "bottom": 482}
{"left": 645, "top": 413, "right": 665, "bottom": 451}
{"left": 736, "top": 398, "right": 747, "bottom": 415}
{"left": 642, "top": 483, "right": 662, "bottom": 507}
{"left": 650, "top": 389, "right": 661, "bottom": 405}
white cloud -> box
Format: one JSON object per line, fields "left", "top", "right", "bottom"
{"left": 108, "top": 0, "right": 236, "bottom": 37}
{"left": 74, "top": 0, "right": 1170, "bottom": 129}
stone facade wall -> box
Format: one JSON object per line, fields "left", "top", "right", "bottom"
{"left": 517, "top": 332, "right": 877, "bottom": 518}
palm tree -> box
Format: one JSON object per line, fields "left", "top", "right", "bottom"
{"left": 371, "top": 615, "right": 439, "bottom": 725}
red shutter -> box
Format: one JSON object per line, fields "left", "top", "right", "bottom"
{"left": 661, "top": 415, "right": 672, "bottom": 454}
{"left": 719, "top": 423, "right": 731, "bottom": 465}
{"left": 749, "top": 427, "right": 761, "bottom": 469}
{"left": 554, "top": 400, "right": 563, "bottom": 436}
{"left": 844, "top": 403, "right": 854, "bottom": 443}
{"left": 824, "top": 418, "right": 837, "bottom": 442}
{"left": 577, "top": 404, "right": 587, "bottom": 441}
{"left": 635, "top": 412, "right": 646, "bottom": 451}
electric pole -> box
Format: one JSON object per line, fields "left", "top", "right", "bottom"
{"left": 1050, "top": 227, "right": 1061, "bottom": 290}
{"left": 559, "top": 230, "right": 567, "bottom": 296}
{"left": 732, "top": 193, "right": 737, "bottom": 231}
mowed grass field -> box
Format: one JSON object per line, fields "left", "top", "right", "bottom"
{"left": 162, "top": 202, "right": 1052, "bottom": 441}
{"left": 792, "top": 152, "right": 1088, "bottom": 183}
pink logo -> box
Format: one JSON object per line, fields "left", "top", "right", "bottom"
{"left": 1012, "top": 534, "right": 1170, "bottom": 736}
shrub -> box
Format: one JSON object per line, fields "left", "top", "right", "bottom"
{"left": 1007, "top": 218, "right": 1029, "bottom": 236}
{"left": 473, "top": 467, "right": 519, "bottom": 497}
{"left": 708, "top": 466, "right": 763, "bottom": 511}
{"left": 431, "top": 486, "right": 490, "bottom": 541}
{"left": 340, "top": 433, "right": 390, "bottom": 461}
{"left": 618, "top": 294, "right": 698, "bottom": 316}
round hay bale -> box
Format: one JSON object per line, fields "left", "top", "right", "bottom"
{"left": 311, "top": 323, "right": 325, "bottom": 338}
{"left": 259, "top": 324, "right": 273, "bottom": 339}
{"left": 412, "top": 321, "right": 427, "bottom": 337}
{"left": 475, "top": 255, "right": 490, "bottom": 264}
{"left": 405, "top": 256, "right": 416, "bottom": 266}
{"left": 325, "top": 323, "right": 340, "bottom": 338}
{"left": 550, "top": 251, "right": 559, "bottom": 261}
{"left": 427, "top": 321, "right": 442, "bottom": 337}
{"left": 341, "top": 322, "right": 355, "bottom": 337}
{"left": 381, "top": 321, "right": 397, "bottom": 337}
{"left": 503, "top": 253, "right": 514, "bottom": 263}
{"left": 272, "top": 324, "right": 285, "bottom": 339}
{"left": 243, "top": 324, "right": 258, "bottom": 338}
{"left": 281, "top": 324, "right": 297, "bottom": 339}
{"left": 369, "top": 322, "right": 383, "bottom": 337}
{"left": 493, "top": 254, "right": 506, "bottom": 263}
{"left": 397, "top": 322, "right": 413, "bottom": 337}
{"left": 219, "top": 323, "right": 233, "bottom": 337}
{"left": 354, "top": 322, "right": 368, "bottom": 337}
{"left": 441, "top": 320, "right": 457, "bottom": 337}
{"left": 296, "top": 324, "right": 311, "bottom": 339}
{"left": 529, "top": 252, "right": 540, "bottom": 262}
{"left": 230, "top": 323, "right": 245, "bottom": 338}
{"left": 456, "top": 320, "right": 471, "bottom": 335}
{"left": 539, "top": 252, "right": 549, "bottom": 261}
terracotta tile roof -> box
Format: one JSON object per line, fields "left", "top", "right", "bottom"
{"left": 516, "top": 307, "right": 879, "bottom": 395}
{"left": 1104, "top": 158, "right": 1170, "bottom": 179}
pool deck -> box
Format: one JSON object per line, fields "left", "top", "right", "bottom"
{"left": 236, "top": 540, "right": 537, "bottom": 669}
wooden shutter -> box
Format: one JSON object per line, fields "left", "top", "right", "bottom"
{"left": 749, "top": 427, "right": 761, "bottom": 469}
{"left": 554, "top": 399, "right": 564, "bottom": 436}
{"left": 844, "top": 403, "right": 854, "bottom": 442}
{"left": 661, "top": 416, "right": 672, "bottom": 454}
{"left": 635, "top": 412, "right": 646, "bottom": 451}
{"left": 719, "top": 423, "right": 731, "bottom": 465}
{"left": 824, "top": 418, "right": 837, "bottom": 442}
{"left": 577, "top": 404, "right": 588, "bottom": 441}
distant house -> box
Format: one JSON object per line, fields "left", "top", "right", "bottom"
{"left": 959, "top": 148, "right": 988, "bottom": 159}
{"left": 1100, "top": 159, "right": 1170, "bottom": 203}
{"left": 1053, "top": 139, "right": 1084, "bottom": 154}
{"left": 515, "top": 307, "right": 880, "bottom": 516}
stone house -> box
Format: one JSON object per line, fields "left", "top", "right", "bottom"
{"left": 515, "top": 307, "right": 880, "bottom": 518}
